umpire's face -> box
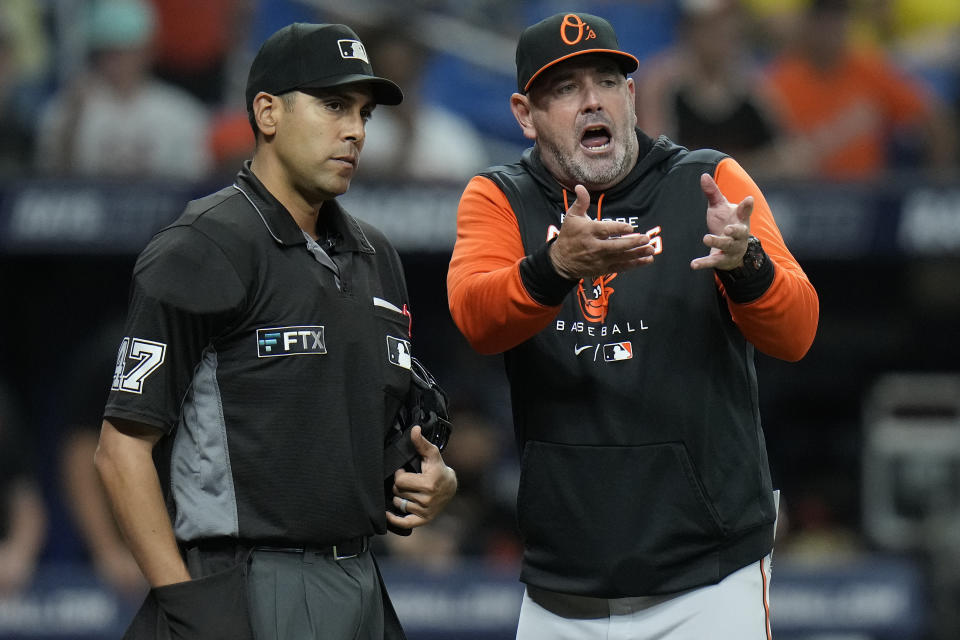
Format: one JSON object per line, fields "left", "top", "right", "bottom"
{"left": 510, "top": 55, "right": 639, "bottom": 192}
{"left": 264, "top": 85, "right": 376, "bottom": 201}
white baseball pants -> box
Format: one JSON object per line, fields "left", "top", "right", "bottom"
{"left": 515, "top": 556, "right": 773, "bottom": 640}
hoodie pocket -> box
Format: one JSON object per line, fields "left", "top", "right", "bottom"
{"left": 517, "top": 440, "right": 725, "bottom": 593}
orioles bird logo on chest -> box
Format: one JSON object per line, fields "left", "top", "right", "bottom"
{"left": 546, "top": 223, "right": 660, "bottom": 359}
{"left": 578, "top": 273, "right": 617, "bottom": 323}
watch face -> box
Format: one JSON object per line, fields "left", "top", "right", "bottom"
{"left": 724, "top": 237, "right": 764, "bottom": 280}
{"left": 743, "top": 237, "right": 762, "bottom": 270}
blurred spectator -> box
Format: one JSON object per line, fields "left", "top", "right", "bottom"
{"left": 0, "top": 381, "right": 47, "bottom": 596}
{"left": 438, "top": 409, "right": 520, "bottom": 565}
{"left": 58, "top": 323, "right": 145, "bottom": 597}
{"left": 861, "top": 0, "right": 960, "bottom": 161}
{"left": 739, "top": 0, "right": 806, "bottom": 60}
{"left": 0, "top": 1, "right": 52, "bottom": 176}
{"left": 636, "top": 0, "right": 786, "bottom": 177}
{"left": 0, "top": 22, "right": 33, "bottom": 176}
{"left": 860, "top": 0, "right": 960, "bottom": 72}
{"left": 147, "top": 0, "right": 254, "bottom": 105}
{"left": 207, "top": 107, "right": 255, "bottom": 182}
{"left": 775, "top": 483, "right": 865, "bottom": 567}
{"left": 34, "top": 0, "right": 211, "bottom": 181}
{"left": 357, "top": 28, "right": 490, "bottom": 183}
{"left": 0, "top": 0, "right": 51, "bottom": 78}
{"left": 764, "top": 0, "right": 956, "bottom": 180}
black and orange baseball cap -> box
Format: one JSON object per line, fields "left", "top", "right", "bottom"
{"left": 245, "top": 23, "right": 403, "bottom": 113}
{"left": 516, "top": 12, "right": 639, "bottom": 93}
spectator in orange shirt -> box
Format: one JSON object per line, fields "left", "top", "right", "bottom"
{"left": 148, "top": 0, "right": 253, "bottom": 105}
{"left": 764, "top": 0, "right": 955, "bottom": 179}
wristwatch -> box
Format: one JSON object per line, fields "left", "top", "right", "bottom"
{"left": 724, "top": 235, "right": 765, "bottom": 281}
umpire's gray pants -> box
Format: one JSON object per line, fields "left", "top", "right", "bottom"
{"left": 247, "top": 548, "right": 384, "bottom": 640}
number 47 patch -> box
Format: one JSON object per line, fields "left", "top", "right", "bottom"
{"left": 112, "top": 337, "right": 167, "bottom": 394}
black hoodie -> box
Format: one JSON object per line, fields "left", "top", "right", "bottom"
{"left": 479, "top": 130, "right": 778, "bottom": 598}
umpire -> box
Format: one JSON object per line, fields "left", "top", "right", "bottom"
{"left": 95, "top": 22, "right": 457, "bottom": 640}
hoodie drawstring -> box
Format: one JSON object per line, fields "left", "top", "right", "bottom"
{"left": 562, "top": 190, "right": 606, "bottom": 220}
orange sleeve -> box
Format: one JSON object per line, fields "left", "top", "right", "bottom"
{"left": 447, "top": 176, "right": 562, "bottom": 355}
{"left": 714, "top": 158, "right": 820, "bottom": 361}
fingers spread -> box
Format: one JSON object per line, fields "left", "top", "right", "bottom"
{"left": 736, "top": 196, "right": 755, "bottom": 224}
{"left": 596, "top": 220, "right": 640, "bottom": 239}
{"left": 700, "top": 173, "right": 726, "bottom": 207}
{"left": 597, "top": 231, "right": 649, "bottom": 248}
{"left": 689, "top": 256, "right": 716, "bottom": 270}
{"left": 718, "top": 222, "right": 750, "bottom": 240}
{"left": 608, "top": 255, "right": 655, "bottom": 273}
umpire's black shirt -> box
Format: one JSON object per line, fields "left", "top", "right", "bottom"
{"left": 104, "top": 163, "right": 414, "bottom": 546}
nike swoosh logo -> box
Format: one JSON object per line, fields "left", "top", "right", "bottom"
{"left": 574, "top": 345, "right": 592, "bottom": 355}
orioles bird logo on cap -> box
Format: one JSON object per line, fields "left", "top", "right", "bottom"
{"left": 560, "top": 14, "right": 597, "bottom": 46}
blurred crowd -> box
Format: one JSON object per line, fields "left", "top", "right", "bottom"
{"left": 3, "top": 0, "right": 960, "bottom": 605}
{"left": 1, "top": 0, "right": 959, "bottom": 186}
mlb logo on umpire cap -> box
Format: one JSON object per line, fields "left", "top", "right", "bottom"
{"left": 338, "top": 39, "right": 369, "bottom": 63}
{"left": 245, "top": 22, "right": 402, "bottom": 111}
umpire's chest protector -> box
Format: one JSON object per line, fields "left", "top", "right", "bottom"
{"left": 483, "top": 135, "right": 776, "bottom": 598}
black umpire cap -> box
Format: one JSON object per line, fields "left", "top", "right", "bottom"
{"left": 245, "top": 22, "right": 404, "bottom": 114}
{"left": 516, "top": 12, "right": 639, "bottom": 93}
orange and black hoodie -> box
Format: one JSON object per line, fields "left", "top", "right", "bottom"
{"left": 447, "top": 131, "right": 818, "bottom": 598}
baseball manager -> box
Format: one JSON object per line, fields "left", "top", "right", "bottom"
{"left": 447, "top": 11, "right": 819, "bottom": 640}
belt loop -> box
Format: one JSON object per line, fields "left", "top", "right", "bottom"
{"left": 185, "top": 544, "right": 202, "bottom": 575}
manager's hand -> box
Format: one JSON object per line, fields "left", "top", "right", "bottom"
{"left": 550, "top": 184, "right": 656, "bottom": 280}
{"left": 690, "top": 173, "right": 754, "bottom": 271}
{"left": 386, "top": 426, "right": 457, "bottom": 530}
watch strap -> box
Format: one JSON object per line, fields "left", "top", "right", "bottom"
{"left": 717, "top": 236, "right": 775, "bottom": 303}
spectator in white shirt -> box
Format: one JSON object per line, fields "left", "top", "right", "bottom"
{"left": 35, "top": 0, "right": 210, "bottom": 181}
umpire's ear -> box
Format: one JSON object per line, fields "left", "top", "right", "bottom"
{"left": 251, "top": 91, "right": 283, "bottom": 138}
{"left": 510, "top": 93, "right": 537, "bottom": 141}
